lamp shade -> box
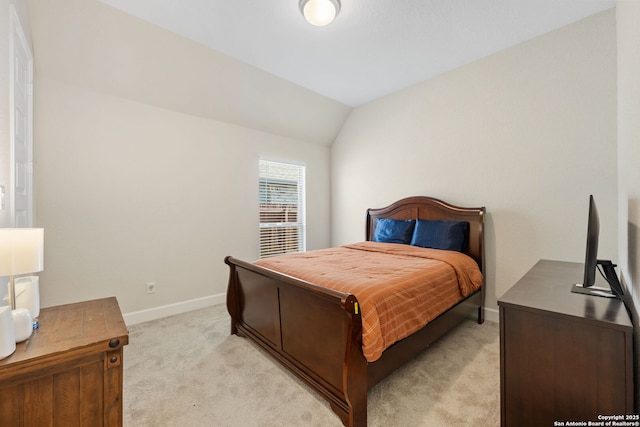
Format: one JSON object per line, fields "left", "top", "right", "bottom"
{"left": 0, "top": 228, "right": 44, "bottom": 276}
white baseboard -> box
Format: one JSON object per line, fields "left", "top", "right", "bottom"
{"left": 467, "top": 306, "right": 499, "bottom": 323}
{"left": 123, "top": 293, "right": 226, "bottom": 325}
{"left": 484, "top": 306, "right": 499, "bottom": 323}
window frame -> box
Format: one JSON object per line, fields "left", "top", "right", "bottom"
{"left": 258, "top": 159, "right": 306, "bottom": 258}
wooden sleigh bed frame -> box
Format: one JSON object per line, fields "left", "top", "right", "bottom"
{"left": 225, "top": 196, "right": 486, "bottom": 427}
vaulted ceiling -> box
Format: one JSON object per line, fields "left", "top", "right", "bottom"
{"left": 96, "top": 0, "right": 616, "bottom": 107}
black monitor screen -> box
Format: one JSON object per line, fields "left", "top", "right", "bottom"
{"left": 582, "top": 195, "right": 599, "bottom": 288}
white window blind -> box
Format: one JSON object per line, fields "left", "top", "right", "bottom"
{"left": 259, "top": 160, "right": 306, "bottom": 258}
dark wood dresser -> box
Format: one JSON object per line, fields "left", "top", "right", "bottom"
{"left": 0, "top": 297, "right": 129, "bottom": 426}
{"left": 499, "top": 259, "right": 634, "bottom": 426}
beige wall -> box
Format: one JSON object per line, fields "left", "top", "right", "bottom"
{"left": 35, "top": 81, "right": 332, "bottom": 314}
{"left": 616, "top": 1, "right": 640, "bottom": 397}
{"left": 331, "top": 10, "right": 618, "bottom": 316}
{"left": 28, "top": 0, "right": 346, "bottom": 316}
{"left": 617, "top": 1, "right": 640, "bottom": 304}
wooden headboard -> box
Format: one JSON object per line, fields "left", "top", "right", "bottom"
{"left": 366, "top": 196, "right": 486, "bottom": 274}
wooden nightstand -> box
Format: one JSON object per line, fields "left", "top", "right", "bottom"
{"left": 0, "top": 297, "right": 129, "bottom": 426}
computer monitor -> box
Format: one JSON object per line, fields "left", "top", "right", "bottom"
{"left": 571, "top": 195, "right": 624, "bottom": 299}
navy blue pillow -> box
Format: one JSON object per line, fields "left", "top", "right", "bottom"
{"left": 410, "top": 220, "right": 469, "bottom": 252}
{"left": 372, "top": 218, "right": 416, "bottom": 244}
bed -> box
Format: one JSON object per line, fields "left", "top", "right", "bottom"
{"left": 224, "top": 196, "right": 486, "bottom": 427}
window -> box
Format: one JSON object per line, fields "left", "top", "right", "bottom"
{"left": 259, "top": 159, "right": 306, "bottom": 258}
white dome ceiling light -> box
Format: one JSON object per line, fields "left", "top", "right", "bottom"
{"left": 299, "top": 0, "right": 341, "bottom": 27}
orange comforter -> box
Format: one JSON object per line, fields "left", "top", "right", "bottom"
{"left": 255, "top": 241, "right": 483, "bottom": 362}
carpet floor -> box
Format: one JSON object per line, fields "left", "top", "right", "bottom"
{"left": 123, "top": 304, "right": 500, "bottom": 426}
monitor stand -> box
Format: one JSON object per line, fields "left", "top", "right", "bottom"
{"left": 570, "top": 259, "right": 624, "bottom": 299}
{"left": 571, "top": 283, "right": 617, "bottom": 298}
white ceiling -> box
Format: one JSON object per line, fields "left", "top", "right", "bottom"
{"left": 96, "top": 0, "right": 616, "bottom": 107}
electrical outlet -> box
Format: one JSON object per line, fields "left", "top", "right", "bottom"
{"left": 146, "top": 282, "right": 156, "bottom": 294}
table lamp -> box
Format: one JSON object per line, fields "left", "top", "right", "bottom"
{"left": 0, "top": 228, "right": 44, "bottom": 309}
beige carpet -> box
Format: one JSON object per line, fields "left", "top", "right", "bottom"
{"left": 123, "top": 304, "right": 500, "bottom": 427}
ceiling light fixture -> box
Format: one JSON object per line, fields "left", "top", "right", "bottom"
{"left": 299, "top": 0, "right": 341, "bottom": 27}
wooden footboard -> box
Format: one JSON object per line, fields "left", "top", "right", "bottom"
{"left": 225, "top": 256, "right": 369, "bottom": 427}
